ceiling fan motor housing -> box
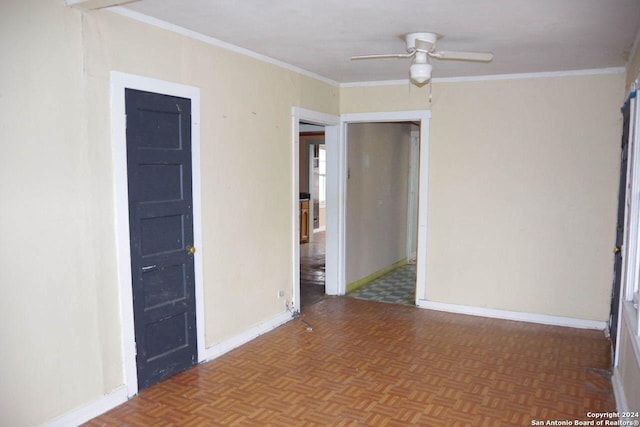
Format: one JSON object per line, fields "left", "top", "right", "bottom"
{"left": 406, "top": 32, "right": 438, "bottom": 52}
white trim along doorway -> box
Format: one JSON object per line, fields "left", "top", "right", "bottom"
{"left": 292, "top": 108, "right": 340, "bottom": 312}
{"left": 340, "top": 111, "right": 431, "bottom": 305}
{"left": 110, "top": 71, "right": 206, "bottom": 397}
{"left": 292, "top": 108, "right": 431, "bottom": 309}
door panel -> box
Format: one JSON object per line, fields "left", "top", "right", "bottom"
{"left": 140, "top": 214, "right": 185, "bottom": 255}
{"left": 126, "top": 88, "right": 197, "bottom": 390}
{"left": 142, "top": 264, "right": 187, "bottom": 309}
{"left": 137, "top": 164, "right": 183, "bottom": 201}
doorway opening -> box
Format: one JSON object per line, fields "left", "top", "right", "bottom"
{"left": 338, "top": 110, "right": 431, "bottom": 308}
{"left": 299, "top": 127, "right": 327, "bottom": 309}
{"left": 291, "top": 108, "right": 340, "bottom": 314}
{"left": 344, "top": 121, "right": 420, "bottom": 306}
{"left": 291, "top": 108, "right": 429, "bottom": 311}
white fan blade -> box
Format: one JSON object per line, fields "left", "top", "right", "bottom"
{"left": 351, "top": 51, "right": 415, "bottom": 60}
{"left": 429, "top": 50, "right": 494, "bottom": 62}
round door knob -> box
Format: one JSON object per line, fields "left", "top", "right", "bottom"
{"left": 614, "top": 247, "right": 621, "bottom": 254}
{"left": 187, "top": 246, "right": 196, "bottom": 255}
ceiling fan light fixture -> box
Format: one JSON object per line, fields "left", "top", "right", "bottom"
{"left": 351, "top": 31, "right": 492, "bottom": 86}
{"left": 410, "top": 62, "right": 432, "bottom": 84}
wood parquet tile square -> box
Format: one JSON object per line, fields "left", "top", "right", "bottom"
{"left": 85, "top": 297, "right": 615, "bottom": 426}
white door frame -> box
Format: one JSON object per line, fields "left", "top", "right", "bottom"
{"left": 292, "top": 108, "right": 340, "bottom": 311}
{"left": 110, "top": 71, "right": 206, "bottom": 397}
{"left": 340, "top": 111, "right": 431, "bottom": 305}
{"left": 407, "top": 130, "right": 420, "bottom": 261}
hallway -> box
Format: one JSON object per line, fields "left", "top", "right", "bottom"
{"left": 85, "top": 297, "right": 615, "bottom": 426}
{"left": 300, "top": 231, "right": 326, "bottom": 309}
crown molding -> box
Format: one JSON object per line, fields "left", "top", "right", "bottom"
{"left": 340, "top": 79, "right": 412, "bottom": 88}
{"left": 65, "top": 0, "right": 134, "bottom": 10}
{"left": 107, "top": 7, "right": 340, "bottom": 87}
{"left": 341, "top": 67, "right": 626, "bottom": 87}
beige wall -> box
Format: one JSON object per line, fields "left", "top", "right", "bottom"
{"left": 341, "top": 84, "right": 430, "bottom": 113}
{"left": 0, "top": 1, "right": 339, "bottom": 425}
{"left": 426, "top": 74, "right": 623, "bottom": 321}
{"left": 346, "top": 123, "right": 411, "bottom": 284}
{"left": 0, "top": 2, "right": 107, "bottom": 425}
{"left": 344, "top": 73, "right": 624, "bottom": 322}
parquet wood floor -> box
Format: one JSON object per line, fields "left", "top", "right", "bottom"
{"left": 86, "top": 297, "right": 615, "bottom": 426}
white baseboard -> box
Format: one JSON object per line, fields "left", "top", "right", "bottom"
{"left": 204, "top": 311, "right": 293, "bottom": 361}
{"left": 44, "top": 311, "right": 292, "bottom": 426}
{"left": 417, "top": 300, "right": 607, "bottom": 330}
{"left": 611, "top": 368, "right": 629, "bottom": 415}
{"left": 44, "top": 385, "right": 128, "bottom": 427}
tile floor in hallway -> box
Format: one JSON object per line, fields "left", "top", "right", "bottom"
{"left": 85, "top": 297, "right": 615, "bottom": 426}
{"left": 348, "top": 263, "right": 416, "bottom": 306}
{"left": 300, "top": 234, "right": 416, "bottom": 309}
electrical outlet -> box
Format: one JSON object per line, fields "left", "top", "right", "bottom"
{"left": 277, "top": 290, "right": 285, "bottom": 298}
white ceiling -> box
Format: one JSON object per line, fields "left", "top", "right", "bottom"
{"left": 120, "top": 0, "right": 640, "bottom": 84}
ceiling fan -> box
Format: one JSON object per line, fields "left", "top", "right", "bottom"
{"left": 351, "top": 32, "right": 494, "bottom": 85}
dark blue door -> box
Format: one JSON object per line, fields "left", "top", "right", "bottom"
{"left": 610, "top": 99, "right": 631, "bottom": 357}
{"left": 125, "top": 89, "right": 197, "bottom": 390}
